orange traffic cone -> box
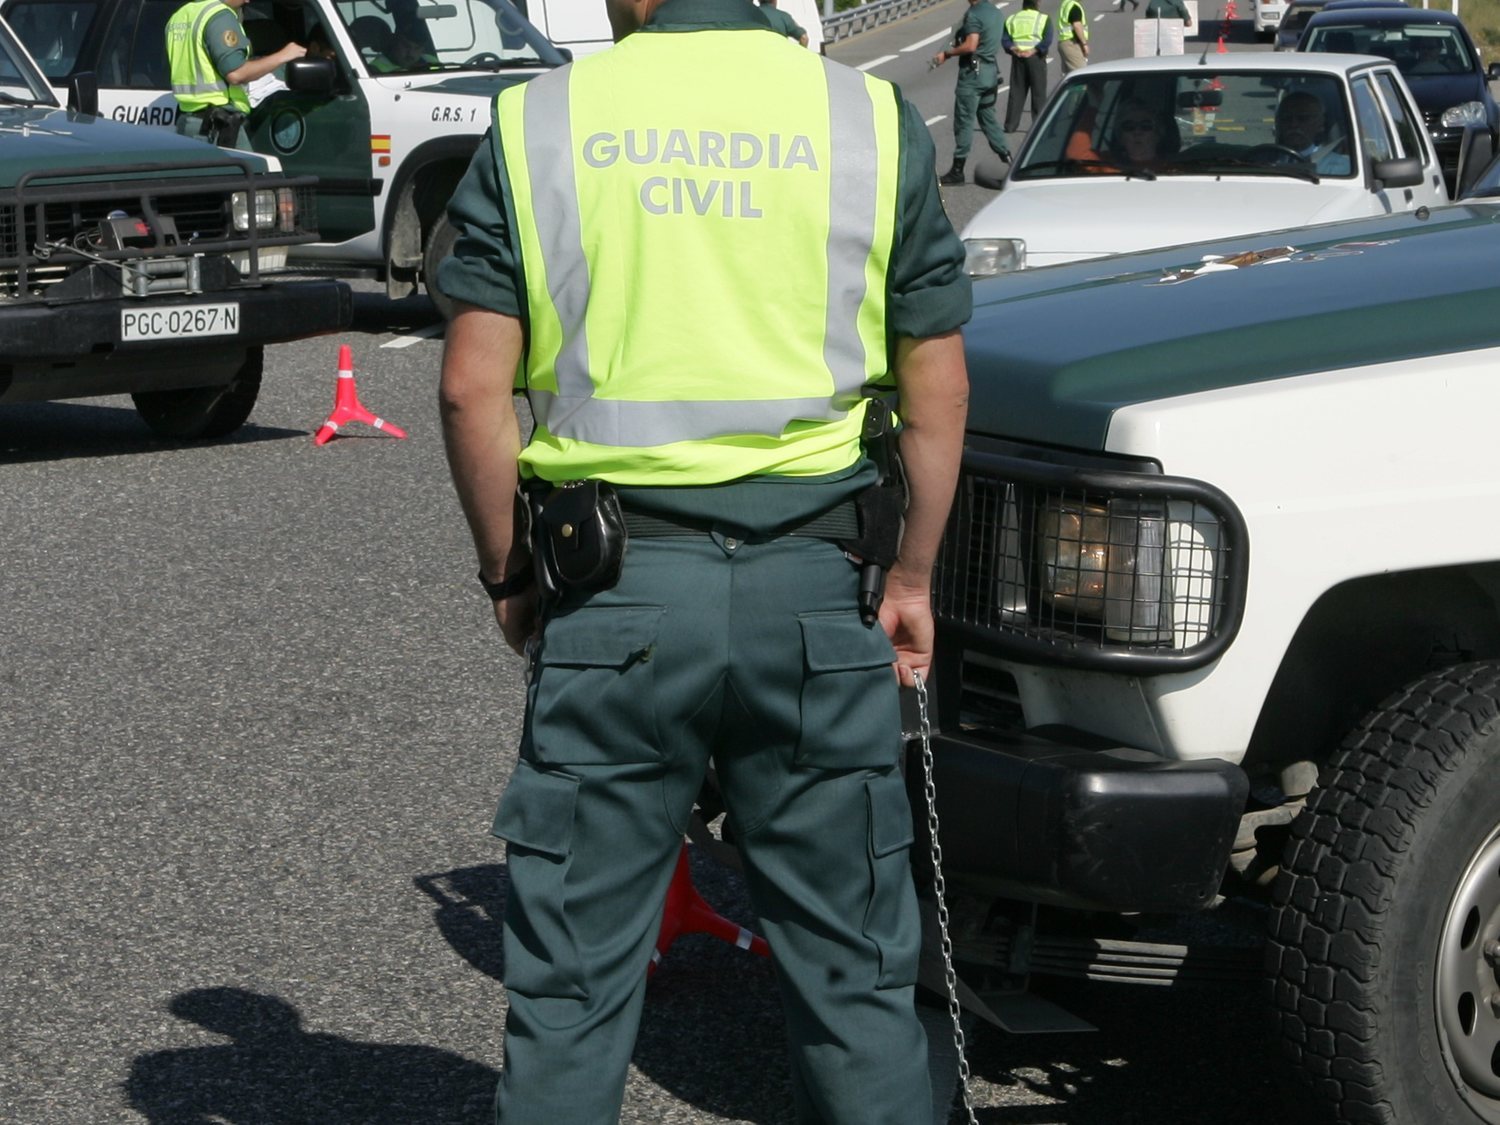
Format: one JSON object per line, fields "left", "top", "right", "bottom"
{"left": 649, "top": 843, "right": 770, "bottom": 977}
{"left": 313, "top": 344, "right": 407, "bottom": 445}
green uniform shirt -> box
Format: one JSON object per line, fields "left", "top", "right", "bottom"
{"left": 439, "top": 0, "right": 971, "bottom": 528}
{"left": 957, "top": 1, "right": 1003, "bottom": 65}
{"left": 201, "top": 7, "right": 250, "bottom": 79}
{"left": 1145, "top": 0, "right": 1189, "bottom": 19}
{"left": 760, "top": 4, "right": 806, "bottom": 40}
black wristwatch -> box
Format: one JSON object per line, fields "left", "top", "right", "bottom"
{"left": 478, "top": 562, "right": 534, "bottom": 601}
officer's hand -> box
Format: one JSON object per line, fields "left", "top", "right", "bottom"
{"left": 494, "top": 589, "right": 539, "bottom": 657}
{"left": 279, "top": 42, "right": 308, "bottom": 62}
{"left": 932, "top": 50, "right": 945, "bottom": 66}
{"left": 877, "top": 571, "right": 935, "bottom": 689}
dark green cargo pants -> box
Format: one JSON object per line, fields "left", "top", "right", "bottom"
{"left": 953, "top": 62, "right": 1009, "bottom": 161}
{"left": 491, "top": 530, "right": 930, "bottom": 1124}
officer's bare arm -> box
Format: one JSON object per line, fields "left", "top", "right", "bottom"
{"left": 224, "top": 41, "right": 307, "bottom": 86}
{"left": 439, "top": 303, "right": 531, "bottom": 640}
{"left": 934, "top": 31, "right": 980, "bottom": 64}
{"left": 879, "top": 330, "right": 969, "bottom": 685}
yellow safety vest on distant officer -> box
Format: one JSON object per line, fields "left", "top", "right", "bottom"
{"left": 494, "top": 30, "right": 901, "bottom": 487}
{"left": 1004, "top": 7, "right": 1049, "bottom": 48}
{"left": 166, "top": 0, "right": 250, "bottom": 113}
{"left": 1058, "top": 0, "right": 1087, "bottom": 41}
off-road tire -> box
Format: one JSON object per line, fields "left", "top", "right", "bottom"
{"left": 423, "top": 212, "right": 458, "bottom": 321}
{"left": 131, "top": 347, "right": 263, "bottom": 440}
{"left": 1268, "top": 661, "right": 1500, "bottom": 1124}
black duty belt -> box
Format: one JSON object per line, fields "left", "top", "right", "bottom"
{"left": 621, "top": 498, "right": 859, "bottom": 542}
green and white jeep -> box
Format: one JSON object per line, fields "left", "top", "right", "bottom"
{"left": 0, "top": 17, "right": 348, "bottom": 438}
{"left": 0, "top": 0, "right": 567, "bottom": 312}
{"left": 933, "top": 202, "right": 1500, "bottom": 1122}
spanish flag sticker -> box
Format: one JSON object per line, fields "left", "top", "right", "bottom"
{"left": 371, "top": 135, "right": 392, "bottom": 154}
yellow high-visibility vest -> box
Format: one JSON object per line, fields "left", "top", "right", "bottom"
{"left": 166, "top": 0, "right": 250, "bottom": 113}
{"left": 1058, "top": 0, "right": 1088, "bottom": 41}
{"left": 495, "top": 31, "right": 901, "bottom": 486}
{"left": 1005, "top": 8, "right": 1049, "bottom": 49}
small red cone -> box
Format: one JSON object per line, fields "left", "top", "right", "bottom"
{"left": 649, "top": 843, "right": 770, "bottom": 978}
{"left": 313, "top": 344, "right": 408, "bottom": 445}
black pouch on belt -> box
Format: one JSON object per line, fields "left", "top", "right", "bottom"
{"left": 529, "top": 480, "right": 627, "bottom": 596}
{"left": 205, "top": 105, "right": 247, "bottom": 145}
{"left": 840, "top": 398, "right": 908, "bottom": 624}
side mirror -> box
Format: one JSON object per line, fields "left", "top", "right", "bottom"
{"left": 66, "top": 70, "right": 98, "bottom": 116}
{"left": 1454, "top": 123, "right": 1494, "bottom": 198}
{"left": 285, "top": 57, "right": 337, "bottom": 95}
{"left": 1372, "top": 155, "right": 1423, "bottom": 189}
{"left": 1487, "top": 61, "right": 1500, "bottom": 82}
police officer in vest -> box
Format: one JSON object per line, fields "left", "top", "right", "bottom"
{"left": 1002, "top": 0, "right": 1052, "bottom": 134}
{"left": 165, "top": 0, "right": 304, "bottom": 146}
{"left": 1144, "top": 0, "right": 1192, "bottom": 25}
{"left": 932, "top": 0, "right": 1011, "bottom": 186}
{"left": 437, "top": 0, "right": 972, "bottom": 1118}
{"left": 1058, "top": 0, "right": 1089, "bottom": 73}
{"left": 759, "top": 0, "right": 808, "bottom": 45}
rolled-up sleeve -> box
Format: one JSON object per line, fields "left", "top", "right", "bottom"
{"left": 888, "top": 97, "right": 972, "bottom": 340}
{"left": 437, "top": 122, "right": 523, "bottom": 317}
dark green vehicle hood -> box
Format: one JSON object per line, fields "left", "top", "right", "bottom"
{"left": 0, "top": 105, "right": 268, "bottom": 184}
{"left": 966, "top": 204, "right": 1500, "bottom": 451}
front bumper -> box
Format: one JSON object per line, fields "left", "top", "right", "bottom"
{"left": 924, "top": 724, "right": 1248, "bottom": 913}
{"left": 0, "top": 278, "right": 351, "bottom": 402}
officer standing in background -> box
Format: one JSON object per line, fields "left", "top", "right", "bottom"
{"left": 436, "top": 0, "right": 971, "bottom": 1118}
{"left": 1057, "top": 0, "right": 1088, "bottom": 73}
{"left": 760, "top": 0, "right": 809, "bottom": 45}
{"left": 1002, "top": 0, "right": 1052, "bottom": 133}
{"left": 932, "top": 0, "right": 1011, "bottom": 186}
{"left": 165, "top": 0, "right": 303, "bottom": 146}
{"left": 1144, "top": 0, "right": 1192, "bottom": 26}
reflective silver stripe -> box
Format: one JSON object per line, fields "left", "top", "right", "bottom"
{"left": 519, "top": 63, "right": 882, "bottom": 447}
{"left": 820, "top": 59, "right": 878, "bottom": 413}
{"left": 521, "top": 71, "right": 593, "bottom": 406}
{"left": 173, "top": 82, "right": 223, "bottom": 94}
{"left": 189, "top": 2, "right": 231, "bottom": 98}
{"left": 527, "top": 391, "right": 847, "bottom": 446}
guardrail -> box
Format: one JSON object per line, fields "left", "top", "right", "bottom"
{"left": 823, "top": 0, "right": 952, "bottom": 44}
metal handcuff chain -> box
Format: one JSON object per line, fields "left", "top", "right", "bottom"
{"left": 913, "top": 670, "right": 979, "bottom": 1125}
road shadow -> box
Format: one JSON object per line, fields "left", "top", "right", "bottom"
{"left": 122, "top": 988, "right": 496, "bottom": 1123}
{"left": 0, "top": 401, "right": 302, "bottom": 463}
{"left": 417, "top": 855, "right": 792, "bottom": 1124}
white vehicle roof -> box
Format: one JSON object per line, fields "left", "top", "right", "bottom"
{"left": 1078, "top": 51, "right": 1394, "bottom": 76}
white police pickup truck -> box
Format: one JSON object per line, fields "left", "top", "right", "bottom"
{"left": 1, "top": 0, "right": 568, "bottom": 310}
{"left": 931, "top": 199, "right": 1500, "bottom": 1122}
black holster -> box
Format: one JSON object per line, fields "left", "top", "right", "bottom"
{"left": 840, "top": 398, "right": 907, "bottom": 625}
{"left": 204, "top": 106, "right": 247, "bottom": 146}
{"left": 527, "top": 480, "right": 627, "bottom": 599}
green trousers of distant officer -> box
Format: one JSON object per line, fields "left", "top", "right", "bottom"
{"left": 953, "top": 60, "right": 1009, "bottom": 161}
{"left": 492, "top": 530, "right": 930, "bottom": 1125}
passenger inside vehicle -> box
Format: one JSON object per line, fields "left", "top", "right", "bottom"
{"left": 1064, "top": 98, "right": 1178, "bottom": 172}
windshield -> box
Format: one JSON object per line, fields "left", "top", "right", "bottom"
{"left": 334, "top": 0, "right": 565, "bottom": 74}
{"left": 0, "top": 16, "right": 57, "bottom": 104}
{"left": 1304, "top": 21, "right": 1474, "bottom": 76}
{"left": 1011, "top": 70, "right": 1357, "bottom": 181}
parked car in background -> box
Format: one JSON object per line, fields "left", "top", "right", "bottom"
{"left": 959, "top": 53, "right": 1446, "bottom": 277}
{"left": 1254, "top": 0, "right": 1287, "bottom": 40}
{"left": 1297, "top": 5, "right": 1497, "bottom": 192}
{"left": 1, "top": 0, "right": 567, "bottom": 313}
{"left": 0, "top": 14, "right": 349, "bottom": 439}
{"left": 1275, "top": 0, "right": 1329, "bottom": 50}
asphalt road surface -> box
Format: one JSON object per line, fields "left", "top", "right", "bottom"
{"left": 1, "top": 14, "right": 1303, "bottom": 1125}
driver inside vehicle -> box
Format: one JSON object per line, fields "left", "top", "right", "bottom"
{"left": 1066, "top": 98, "right": 1175, "bottom": 172}
{"left": 1273, "top": 91, "right": 1352, "bottom": 175}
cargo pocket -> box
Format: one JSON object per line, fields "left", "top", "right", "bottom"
{"left": 490, "top": 760, "right": 588, "bottom": 1000}
{"left": 530, "top": 605, "right": 666, "bottom": 766}
{"left": 794, "top": 610, "right": 900, "bottom": 769}
{"left": 862, "top": 775, "right": 920, "bottom": 990}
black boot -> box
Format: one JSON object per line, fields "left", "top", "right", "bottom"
{"left": 939, "top": 158, "right": 966, "bottom": 186}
